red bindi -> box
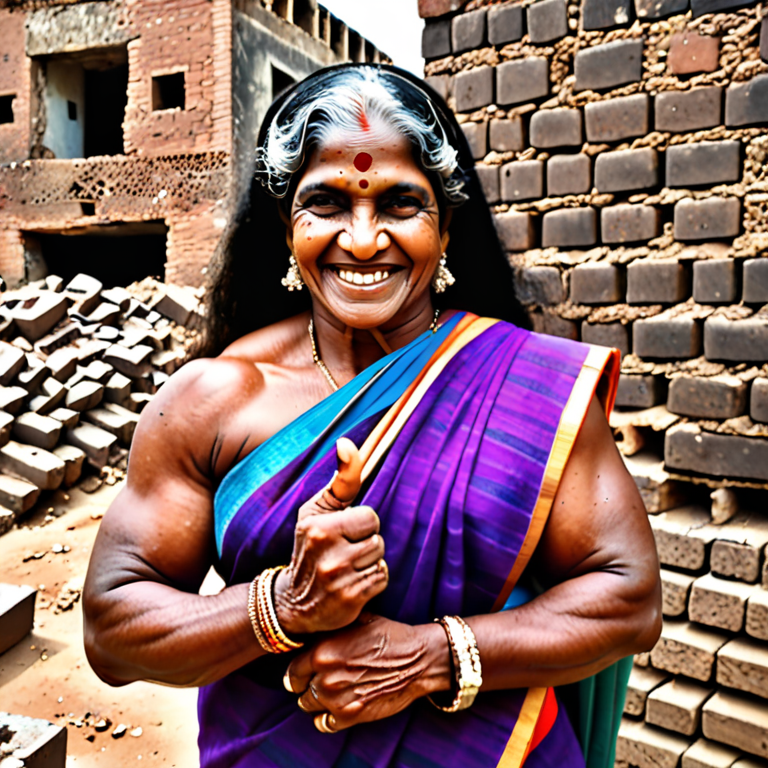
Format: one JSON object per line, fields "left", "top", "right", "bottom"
{"left": 359, "top": 179, "right": 369, "bottom": 189}
{"left": 354, "top": 152, "right": 373, "bottom": 172}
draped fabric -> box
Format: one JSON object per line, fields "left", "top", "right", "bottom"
{"left": 199, "top": 313, "right": 620, "bottom": 768}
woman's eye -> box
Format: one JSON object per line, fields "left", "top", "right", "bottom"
{"left": 385, "top": 196, "right": 423, "bottom": 213}
{"left": 303, "top": 195, "right": 344, "bottom": 212}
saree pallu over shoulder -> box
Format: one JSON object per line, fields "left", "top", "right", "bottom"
{"left": 200, "top": 314, "right": 620, "bottom": 768}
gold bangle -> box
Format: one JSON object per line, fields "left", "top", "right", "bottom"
{"left": 428, "top": 615, "right": 483, "bottom": 712}
{"left": 247, "top": 576, "right": 273, "bottom": 653}
{"left": 256, "top": 566, "right": 304, "bottom": 653}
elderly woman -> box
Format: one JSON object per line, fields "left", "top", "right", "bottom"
{"left": 83, "top": 64, "right": 661, "bottom": 768}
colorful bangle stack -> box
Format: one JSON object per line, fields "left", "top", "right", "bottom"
{"left": 428, "top": 615, "right": 483, "bottom": 712}
{"left": 247, "top": 566, "right": 304, "bottom": 654}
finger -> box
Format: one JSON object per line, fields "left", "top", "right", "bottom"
{"left": 349, "top": 558, "right": 389, "bottom": 600}
{"left": 348, "top": 533, "right": 385, "bottom": 571}
{"left": 328, "top": 438, "right": 363, "bottom": 504}
{"left": 335, "top": 506, "right": 380, "bottom": 543}
{"left": 286, "top": 650, "right": 317, "bottom": 695}
{"left": 298, "top": 685, "right": 325, "bottom": 713}
{"left": 317, "top": 701, "right": 365, "bottom": 732}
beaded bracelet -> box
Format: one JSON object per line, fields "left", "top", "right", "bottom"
{"left": 428, "top": 615, "right": 483, "bottom": 712}
{"left": 247, "top": 566, "right": 304, "bottom": 654}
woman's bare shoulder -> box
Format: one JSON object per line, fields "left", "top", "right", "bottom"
{"left": 219, "top": 312, "right": 309, "bottom": 367}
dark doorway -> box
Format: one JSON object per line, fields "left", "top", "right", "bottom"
{"left": 84, "top": 64, "right": 128, "bottom": 157}
{"left": 0, "top": 94, "right": 15, "bottom": 124}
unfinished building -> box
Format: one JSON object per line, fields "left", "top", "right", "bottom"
{"left": 0, "top": 0, "right": 388, "bottom": 288}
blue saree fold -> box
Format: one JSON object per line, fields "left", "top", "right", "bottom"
{"left": 199, "top": 313, "right": 621, "bottom": 768}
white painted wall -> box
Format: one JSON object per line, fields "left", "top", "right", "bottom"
{"left": 43, "top": 59, "right": 85, "bottom": 159}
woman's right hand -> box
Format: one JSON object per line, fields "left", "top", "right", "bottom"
{"left": 273, "top": 438, "right": 388, "bottom": 636}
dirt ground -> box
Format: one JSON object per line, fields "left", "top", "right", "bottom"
{"left": 0, "top": 481, "right": 200, "bottom": 767}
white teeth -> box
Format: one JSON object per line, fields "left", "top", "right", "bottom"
{"left": 374, "top": 271, "right": 382, "bottom": 282}
{"left": 363, "top": 274, "right": 374, "bottom": 284}
{"left": 382, "top": 271, "right": 389, "bottom": 280}
{"left": 353, "top": 273, "right": 364, "bottom": 285}
{"left": 335, "top": 269, "right": 391, "bottom": 285}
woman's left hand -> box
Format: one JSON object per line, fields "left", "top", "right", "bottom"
{"left": 284, "top": 613, "right": 451, "bottom": 732}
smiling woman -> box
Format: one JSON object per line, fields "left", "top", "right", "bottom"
{"left": 82, "top": 64, "right": 661, "bottom": 768}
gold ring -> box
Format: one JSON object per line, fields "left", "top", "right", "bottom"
{"left": 297, "top": 698, "right": 311, "bottom": 713}
{"left": 379, "top": 559, "right": 389, "bottom": 579}
{"left": 283, "top": 670, "right": 294, "bottom": 693}
{"left": 314, "top": 712, "right": 337, "bottom": 734}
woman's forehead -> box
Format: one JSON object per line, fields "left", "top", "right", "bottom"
{"left": 313, "top": 123, "right": 412, "bottom": 162}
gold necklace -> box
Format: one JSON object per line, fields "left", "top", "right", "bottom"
{"left": 308, "top": 309, "right": 442, "bottom": 394}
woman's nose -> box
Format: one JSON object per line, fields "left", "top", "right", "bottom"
{"left": 338, "top": 210, "right": 391, "bottom": 260}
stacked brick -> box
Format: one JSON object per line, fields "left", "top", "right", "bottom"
{"left": 0, "top": 272, "right": 199, "bottom": 539}
{"left": 422, "top": 0, "right": 768, "bottom": 763}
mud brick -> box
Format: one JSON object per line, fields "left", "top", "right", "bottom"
{"left": 63, "top": 272, "right": 102, "bottom": 315}
{"left": 119, "top": 325, "right": 153, "bottom": 349}
{"left": 129, "top": 392, "right": 153, "bottom": 412}
{"left": 595, "top": 148, "right": 658, "bottom": 193}
{"left": 710, "top": 513, "right": 768, "bottom": 583}
{"left": 0, "top": 473, "right": 39, "bottom": 515}
{"left": 691, "top": 0, "right": 753, "bottom": 15}
{"left": 762, "top": 18, "right": 768, "bottom": 63}
{"left": 48, "top": 407, "right": 79, "bottom": 429}
{"left": 424, "top": 75, "right": 451, "bottom": 103}
{"left": 602, "top": 204, "right": 660, "bottom": 244}
{"left": 452, "top": 8, "right": 486, "bottom": 53}
{"left": 652, "top": 619, "right": 728, "bottom": 680}
{"left": 66, "top": 423, "right": 117, "bottom": 469}
{"left": 103, "top": 343, "right": 154, "bottom": 379}
{"left": 28, "top": 378, "right": 66, "bottom": 415}
{"left": 530, "top": 108, "right": 582, "bottom": 148}
{"left": 751, "top": 377, "right": 768, "bottom": 423}
{"left": 541, "top": 207, "right": 597, "bottom": 247}
{"left": 94, "top": 325, "right": 120, "bottom": 343}
{"left": 45, "top": 347, "right": 78, "bottom": 383}
{"left": 52, "top": 444, "right": 85, "bottom": 488}
{"left": 0, "top": 411, "right": 12, "bottom": 449}
{"left": 662, "top": 568, "right": 696, "bottom": 617}
{"left": 0, "top": 386, "right": 26, "bottom": 415}
{"left": 0, "top": 584, "right": 36, "bottom": 654}
{"left": 489, "top": 116, "right": 524, "bottom": 152}
{"left": 527, "top": 0, "right": 567, "bottom": 42}
{"left": 0, "top": 711, "right": 67, "bottom": 768}
{"left": 667, "top": 374, "right": 747, "bottom": 419}
{"left": 742, "top": 258, "right": 768, "bottom": 304}
{"left": 582, "top": 0, "right": 632, "bottom": 29}
{"left": 650, "top": 506, "right": 718, "bottom": 570}
{"left": 682, "top": 738, "right": 741, "bottom": 768}
{"left": 88, "top": 301, "right": 121, "bottom": 326}
{"left": 0, "top": 506, "right": 12, "bottom": 536}
{"left": 0, "top": 342, "right": 26, "bottom": 386}
{"left": 65, "top": 381, "right": 104, "bottom": 412}
{"left": 570, "top": 263, "right": 623, "bottom": 304}
{"left": 455, "top": 66, "right": 493, "bottom": 112}
{"left": 693, "top": 260, "right": 737, "bottom": 304}
{"left": 716, "top": 637, "right": 768, "bottom": 700}
{"left": 12, "top": 412, "right": 62, "bottom": 451}
{"left": 655, "top": 87, "right": 723, "bottom": 133}
{"left": 17, "top": 361, "right": 48, "bottom": 393}
{"left": 689, "top": 572, "right": 755, "bottom": 632}
{"left": 83, "top": 407, "right": 136, "bottom": 445}
{"left": 581, "top": 322, "right": 630, "bottom": 357}
{"left": 623, "top": 451, "right": 685, "bottom": 513}
{"left": 584, "top": 93, "right": 649, "bottom": 142}
{"left": 675, "top": 198, "right": 741, "bottom": 241}
{"left": 104, "top": 372, "right": 132, "bottom": 405}
{"left": 703, "top": 691, "right": 768, "bottom": 758}
{"left": 500, "top": 160, "right": 544, "bottom": 201}
{"left": 0, "top": 440, "right": 65, "bottom": 491}
{"left": 704, "top": 315, "right": 768, "bottom": 362}
{"left": 34, "top": 322, "right": 81, "bottom": 356}
{"left": 418, "top": 0, "right": 466, "bottom": 17}
{"left": 100, "top": 287, "right": 131, "bottom": 311}
{"left": 461, "top": 122, "right": 487, "bottom": 160}
{"left": 81, "top": 359, "right": 114, "bottom": 384}
{"left": 733, "top": 760, "right": 768, "bottom": 768}
{"left": 44, "top": 274, "right": 64, "bottom": 293}
{"left": 647, "top": 679, "right": 713, "bottom": 736}
{"left": 574, "top": 38, "right": 644, "bottom": 92}
{"left": 634, "top": 314, "right": 701, "bottom": 359}
{"left": 530, "top": 311, "right": 578, "bottom": 340}
{"left": 497, "top": 58, "right": 549, "bottom": 106}
{"left": 635, "top": 0, "right": 689, "bottom": 17}
{"left": 616, "top": 374, "right": 662, "bottom": 408}
{"left": 493, "top": 211, "right": 535, "bottom": 251}
{"left": 616, "top": 719, "right": 691, "bottom": 768}
{"left": 475, "top": 164, "right": 500, "bottom": 204}
{"left": 668, "top": 32, "right": 720, "bottom": 75}
{"left": 8, "top": 293, "right": 68, "bottom": 343}
{"left": 625, "top": 665, "right": 669, "bottom": 716}
{"left": 746, "top": 589, "right": 768, "bottom": 641}
{"left": 514, "top": 266, "right": 564, "bottom": 305}
{"left": 667, "top": 141, "right": 741, "bottom": 188}
{"left": 547, "top": 154, "right": 591, "bottom": 196}
{"left": 422, "top": 18, "right": 451, "bottom": 59}
{"left": 74, "top": 338, "right": 110, "bottom": 363}
{"left": 487, "top": 3, "right": 523, "bottom": 44}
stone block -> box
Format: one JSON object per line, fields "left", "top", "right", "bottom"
{"left": 0, "top": 385, "right": 26, "bottom": 414}
{"left": 527, "top": 0, "right": 567, "bottom": 42}
{"left": 0, "top": 440, "right": 65, "bottom": 490}
{"left": 48, "top": 407, "right": 79, "bottom": 429}
{"left": 623, "top": 451, "right": 684, "bottom": 513}
{"left": 651, "top": 619, "right": 728, "bottom": 681}
{"left": 582, "top": 0, "right": 632, "bottom": 29}
{"left": 0, "top": 584, "right": 36, "bottom": 654}
{"left": 487, "top": 3, "right": 523, "bottom": 44}
{"left": 602, "top": 204, "right": 660, "bottom": 244}
{"left": 0, "top": 711, "right": 67, "bottom": 768}
{"left": 452, "top": 8, "right": 486, "bottom": 52}
{"left": 0, "top": 505, "right": 12, "bottom": 536}
{"left": 17, "top": 360, "right": 49, "bottom": 393}
{"left": 497, "top": 57, "right": 549, "bottom": 106}
{"left": 52, "top": 444, "right": 86, "bottom": 488}
{"left": 547, "top": 154, "right": 591, "bottom": 196}
{"left": 100, "top": 286, "right": 131, "bottom": 311}
{"left": 574, "top": 38, "right": 644, "bottom": 92}
{"left": 12, "top": 412, "right": 62, "bottom": 451}
{"left": 570, "top": 263, "right": 624, "bottom": 304}
{"left": 662, "top": 568, "right": 696, "bottom": 617}
{"left": 63, "top": 272, "right": 102, "bottom": 315}
{"left": 584, "top": 93, "right": 649, "bottom": 142}
{"left": 647, "top": 678, "right": 713, "bottom": 735}
{"left": 710, "top": 515, "right": 768, "bottom": 583}
{"left": 0, "top": 342, "right": 26, "bottom": 386}
{"left": 418, "top": 0, "right": 466, "bottom": 17}
{"left": 129, "top": 392, "right": 153, "bottom": 412}
{"left": 666, "top": 141, "right": 741, "bottom": 188}
{"left": 45, "top": 274, "right": 64, "bottom": 293}
{"left": 65, "top": 380, "right": 104, "bottom": 412}
{"left": 746, "top": 589, "right": 768, "bottom": 641}
{"left": 616, "top": 718, "right": 691, "bottom": 768}
{"left": 45, "top": 347, "right": 78, "bottom": 382}
{"left": 530, "top": 108, "right": 582, "bottom": 148}
{"left": 493, "top": 211, "right": 535, "bottom": 252}
{"left": 742, "top": 258, "right": 768, "bottom": 304}
{"left": 682, "top": 738, "right": 741, "bottom": 768}
{"left": 750, "top": 377, "right": 768, "bottom": 423}
{"left": 489, "top": 116, "right": 524, "bottom": 152}
{"left": 514, "top": 266, "right": 564, "bottom": 306}
{"left": 702, "top": 691, "right": 768, "bottom": 759}
{"left": 422, "top": 18, "right": 451, "bottom": 59}
{"left": 475, "top": 164, "right": 499, "bottom": 204}
{"left": 704, "top": 315, "right": 768, "bottom": 362}
{"left": 674, "top": 197, "right": 741, "bottom": 241}
{"left": 530, "top": 311, "right": 578, "bottom": 339}
{"left": 668, "top": 31, "right": 720, "bottom": 75}
{"left": 7, "top": 293, "right": 68, "bottom": 343}
{"left": 693, "top": 259, "right": 737, "bottom": 304}
{"left": 500, "top": 160, "right": 544, "bottom": 202}
{"left": 655, "top": 87, "right": 723, "bottom": 133}
{"left": 83, "top": 407, "right": 136, "bottom": 445}
{"left": 104, "top": 371, "right": 132, "bottom": 405}
{"left": 650, "top": 505, "right": 718, "bottom": 571}
{"left": 0, "top": 474, "right": 39, "bottom": 515}
{"left": 81, "top": 359, "right": 114, "bottom": 384}
{"left": 581, "top": 322, "right": 630, "bottom": 357}
{"left": 455, "top": 66, "right": 493, "bottom": 112}
{"left": 34, "top": 322, "right": 81, "bottom": 356}
{"left": 462, "top": 121, "right": 487, "bottom": 160}
{"left": 616, "top": 374, "right": 662, "bottom": 408}
{"left": 717, "top": 637, "right": 768, "bottom": 700}
{"left": 66, "top": 423, "right": 117, "bottom": 469}
{"left": 634, "top": 0, "right": 689, "bottom": 18}
{"left": 425, "top": 74, "right": 452, "bottom": 103}
{"left": 762, "top": 17, "right": 768, "bottom": 63}
{"left": 634, "top": 314, "right": 701, "bottom": 359}
{"left": 667, "top": 374, "right": 747, "bottom": 419}
{"left": 689, "top": 572, "right": 755, "bottom": 632}
{"left": 103, "top": 343, "right": 154, "bottom": 379}
{"left": 28, "top": 377, "right": 66, "bottom": 415}
{"left": 690, "top": 0, "right": 754, "bottom": 16}
{"left": 625, "top": 665, "right": 669, "bottom": 716}
{"left": 88, "top": 301, "right": 120, "bottom": 326}
{"left": 594, "top": 148, "right": 658, "bottom": 193}
{"left": 0, "top": 411, "right": 12, "bottom": 449}
{"left": 541, "top": 207, "right": 598, "bottom": 247}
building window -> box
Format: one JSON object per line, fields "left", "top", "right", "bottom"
{"left": 67, "top": 100, "right": 77, "bottom": 120}
{"left": 0, "top": 94, "right": 14, "bottom": 124}
{"left": 271, "top": 65, "right": 295, "bottom": 100}
{"left": 152, "top": 72, "right": 185, "bottom": 111}
{"left": 274, "top": 0, "right": 291, "bottom": 20}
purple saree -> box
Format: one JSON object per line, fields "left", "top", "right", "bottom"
{"left": 199, "top": 313, "right": 620, "bottom": 768}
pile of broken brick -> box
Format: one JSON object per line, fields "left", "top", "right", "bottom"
{"left": 0, "top": 273, "right": 201, "bottom": 536}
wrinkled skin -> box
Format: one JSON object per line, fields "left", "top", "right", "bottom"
{"left": 83, "top": 118, "right": 661, "bottom": 735}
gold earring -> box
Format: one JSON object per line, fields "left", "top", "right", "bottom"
{"left": 281, "top": 254, "right": 304, "bottom": 291}
{"left": 432, "top": 253, "right": 455, "bottom": 294}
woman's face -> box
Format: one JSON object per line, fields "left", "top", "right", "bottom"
{"left": 287, "top": 123, "right": 449, "bottom": 331}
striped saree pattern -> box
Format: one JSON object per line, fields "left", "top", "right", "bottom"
{"left": 199, "top": 313, "right": 620, "bottom": 768}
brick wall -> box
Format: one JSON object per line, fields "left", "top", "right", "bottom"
{"left": 422, "top": 0, "right": 768, "bottom": 762}
{"left": 0, "top": 10, "right": 32, "bottom": 165}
